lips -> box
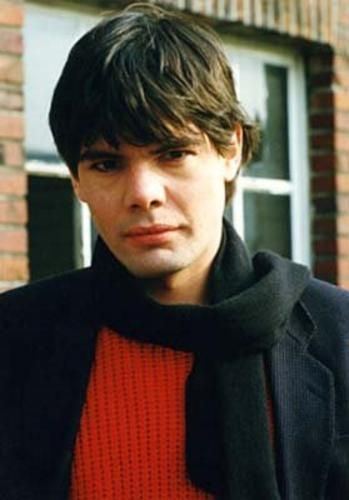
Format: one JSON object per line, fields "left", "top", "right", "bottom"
{"left": 124, "top": 225, "right": 178, "bottom": 246}
{"left": 126, "top": 225, "right": 177, "bottom": 236}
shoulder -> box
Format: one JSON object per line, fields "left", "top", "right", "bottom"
{"left": 300, "top": 278, "right": 349, "bottom": 400}
{"left": 0, "top": 267, "right": 95, "bottom": 334}
{"left": 301, "top": 277, "right": 349, "bottom": 327}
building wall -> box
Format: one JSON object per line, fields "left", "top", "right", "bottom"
{"left": 309, "top": 50, "right": 349, "bottom": 286}
{"left": 0, "top": 0, "right": 27, "bottom": 293}
{"left": 161, "top": 0, "right": 342, "bottom": 48}
{"left": 1, "top": 0, "right": 349, "bottom": 289}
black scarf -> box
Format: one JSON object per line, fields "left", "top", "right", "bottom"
{"left": 91, "top": 220, "right": 310, "bottom": 499}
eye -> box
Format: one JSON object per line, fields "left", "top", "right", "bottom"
{"left": 90, "top": 159, "right": 122, "bottom": 172}
{"left": 161, "top": 149, "right": 192, "bottom": 162}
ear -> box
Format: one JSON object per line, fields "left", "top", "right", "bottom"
{"left": 70, "top": 173, "right": 86, "bottom": 203}
{"left": 224, "top": 123, "right": 243, "bottom": 182}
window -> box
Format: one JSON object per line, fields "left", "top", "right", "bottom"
{"left": 24, "top": 4, "right": 100, "bottom": 280}
{"left": 224, "top": 40, "right": 310, "bottom": 265}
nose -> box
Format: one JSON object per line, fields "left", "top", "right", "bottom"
{"left": 123, "top": 164, "right": 166, "bottom": 211}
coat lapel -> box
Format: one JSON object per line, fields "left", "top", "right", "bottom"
{"left": 270, "top": 302, "right": 335, "bottom": 500}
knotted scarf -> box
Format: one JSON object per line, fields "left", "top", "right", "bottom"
{"left": 91, "top": 219, "right": 310, "bottom": 499}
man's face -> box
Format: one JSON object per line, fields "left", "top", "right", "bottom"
{"left": 72, "top": 129, "right": 242, "bottom": 281}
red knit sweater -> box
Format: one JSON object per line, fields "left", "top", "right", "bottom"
{"left": 70, "top": 327, "right": 214, "bottom": 499}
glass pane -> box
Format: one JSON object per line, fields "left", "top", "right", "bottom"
{"left": 24, "top": 4, "right": 99, "bottom": 157}
{"left": 244, "top": 192, "right": 291, "bottom": 258}
{"left": 28, "top": 176, "right": 77, "bottom": 281}
{"left": 244, "top": 64, "right": 290, "bottom": 180}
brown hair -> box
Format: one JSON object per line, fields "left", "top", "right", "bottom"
{"left": 49, "top": 3, "right": 259, "bottom": 201}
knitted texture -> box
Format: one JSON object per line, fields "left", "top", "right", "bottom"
{"left": 70, "top": 327, "right": 213, "bottom": 500}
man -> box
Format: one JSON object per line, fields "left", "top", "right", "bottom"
{"left": 0, "top": 3, "right": 348, "bottom": 499}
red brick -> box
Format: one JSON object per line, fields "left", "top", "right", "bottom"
{"left": 337, "top": 213, "right": 349, "bottom": 234}
{"left": 0, "top": 54, "right": 22, "bottom": 84}
{"left": 337, "top": 194, "right": 349, "bottom": 213}
{"left": 0, "top": 255, "right": 28, "bottom": 281}
{"left": 0, "top": 170, "right": 26, "bottom": 196}
{"left": 335, "top": 54, "right": 349, "bottom": 72}
{"left": 338, "top": 7, "right": 349, "bottom": 21}
{"left": 336, "top": 132, "right": 349, "bottom": 152}
{"left": 314, "top": 259, "right": 337, "bottom": 279}
{"left": 336, "top": 112, "right": 349, "bottom": 132}
{"left": 309, "top": 54, "right": 333, "bottom": 74}
{"left": 309, "top": 72, "right": 334, "bottom": 87}
{"left": 311, "top": 174, "right": 335, "bottom": 192}
{"left": 0, "top": 2, "right": 23, "bottom": 27}
{"left": 1, "top": 141, "right": 23, "bottom": 166}
{"left": 310, "top": 112, "right": 334, "bottom": 129}
{"left": 0, "top": 228, "right": 26, "bottom": 252}
{"left": 236, "top": 0, "right": 244, "bottom": 19}
{"left": 338, "top": 237, "right": 349, "bottom": 256}
{"left": 311, "top": 91, "right": 334, "bottom": 109}
{"left": 0, "top": 113, "right": 23, "bottom": 139}
{"left": 0, "top": 27, "right": 22, "bottom": 54}
{"left": 337, "top": 258, "right": 349, "bottom": 278}
{"left": 336, "top": 173, "right": 349, "bottom": 192}
{"left": 0, "top": 199, "right": 26, "bottom": 224}
{"left": 312, "top": 195, "right": 336, "bottom": 213}
{"left": 314, "top": 238, "right": 337, "bottom": 255}
{"left": 313, "top": 217, "right": 336, "bottom": 235}
{"left": 337, "top": 153, "right": 349, "bottom": 172}
{"left": 311, "top": 133, "right": 334, "bottom": 149}
{"left": 311, "top": 154, "right": 336, "bottom": 172}
{"left": 335, "top": 70, "right": 349, "bottom": 89}
{"left": 335, "top": 92, "right": 349, "bottom": 112}
{"left": 0, "top": 90, "right": 23, "bottom": 110}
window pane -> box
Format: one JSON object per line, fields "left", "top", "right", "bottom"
{"left": 24, "top": 4, "right": 99, "bottom": 157}
{"left": 244, "top": 192, "right": 291, "bottom": 258}
{"left": 245, "top": 64, "right": 290, "bottom": 180}
{"left": 28, "top": 176, "right": 77, "bottom": 281}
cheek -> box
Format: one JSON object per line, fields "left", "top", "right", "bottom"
{"left": 86, "top": 195, "right": 116, "bottom": 228}
{"left": 196, "top": 174, "right": 226, "bottom": 209}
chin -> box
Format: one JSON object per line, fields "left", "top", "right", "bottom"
{"left": 122, "top": 257, "right": 188, "bottom": 280}
{"left": 128, "top": 265, "right": 181, "bottom": 280}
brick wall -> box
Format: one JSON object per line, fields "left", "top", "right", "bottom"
{"left": 0, "top": 0, "right": 27, "bottom": 292}
{"left": 309, "top": 49, "right": 349, "bottom": 286}
{"left": 160, "top": 0, "right": 341, "bottom": 50}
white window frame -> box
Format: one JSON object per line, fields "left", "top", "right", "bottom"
{"left": 26, "top": 160, "right": 92, "bottom": 267}
{"left": 223, "top": 39, "right": 310, "bottom": 266}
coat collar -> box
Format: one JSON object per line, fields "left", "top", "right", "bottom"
{"left": 270, "top": 299, "right": 335, "bottom": 500}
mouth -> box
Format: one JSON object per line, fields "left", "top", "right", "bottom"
{"left": 124, "top": 225, "right": 179, "bottom": 246}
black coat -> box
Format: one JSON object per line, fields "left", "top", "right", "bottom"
{"left": 0, "top": 267, "right": 348, "bottom": 499}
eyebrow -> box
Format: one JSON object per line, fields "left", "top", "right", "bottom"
{"left": 151, "top": 137, "right": 202, "bottom": 155}
{"left": 79, "top": 150, "right": 121, "bottom": 162}
{"left": 79, "top": 137, "right": 203, "bottom": 162}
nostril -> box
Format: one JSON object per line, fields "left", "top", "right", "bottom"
{"left": 150, "top": 199, "right": 162, "bottom": 208}
{"left": 129, "top": 198, "right": 163, "bottom": 211}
